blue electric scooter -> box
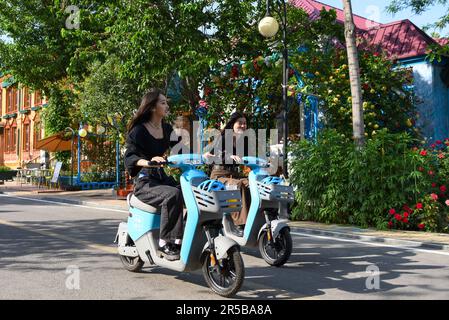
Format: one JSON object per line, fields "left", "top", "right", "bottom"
{"left": 115, "top": 154, "right": 245, "bottom": 297}
{"left": 220, "top": 156, "right": 294, "bottom": 267}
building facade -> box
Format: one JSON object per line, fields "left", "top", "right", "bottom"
{"left": 0, "top": 75, "right": 47, "bottom": 169}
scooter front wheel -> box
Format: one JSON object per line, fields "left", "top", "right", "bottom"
{"left": 119, "top": 255, "right": 144, "bottom": 272}
{"left": 258, "top": 228, "right": 292, "bottom": 267}
{"left": 202, "top": 246, "right": 244, "bottom": 298}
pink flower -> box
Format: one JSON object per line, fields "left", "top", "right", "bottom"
{"left": 418, "top": 167, "right": 424, "bottom": 172}
{"left": 394, "top": 214, "right": 402, "bottom": 221}
{"left": 416, "top": 203, "right": 423, "bottom": 210}
{"left": 428, "top": 170, "right": 434, "bottom": 176}
{"left": 436, "top": 140, "right": 442, "bottom": 145}
{"left": 403, "top": 218, "right": 409, "bottom": 224}
{"left": 403, "top": 212, "right": 409, "bottom": 218}
{"left": 388, "top": 221, "right": 393, "bottom": 228}
{"left": 432, "top": 183, "right": 437, "bottom": 188}
{"left": 438, "top": 153, "right": 445, "bottom": 159}
{"left": 418, "top": 223, "right": 425, "bottom": 230}
{"left": 431, "top": 193, "right": 438, "bottom": 201}
{"left": 199, "top": 100, "right": 208, "bottom": 107}
{"left": 440, "top": 185, "right": 447, "bottom": 193}
{"left": 403, "top": 205, "right": 412, "bottom": 214}
{"left": 389, "top": 208, "right": 396, "bottom": 215}
{"left": 420, "top": 150, "right": 427, "bottom": 156}
{"left": 445, "top": 200, "right": 449, "bottom": 206}
{"left": 431, "top": 144, "right": 436, "bottom": 148}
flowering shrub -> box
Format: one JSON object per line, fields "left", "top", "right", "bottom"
{"left": 386, "top": 140, "right": 449, "bottom": 232}
{"left": 290, "top": 129, "right": 449, "bottom": 233}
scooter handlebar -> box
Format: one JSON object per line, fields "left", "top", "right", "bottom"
{"left": 146, "top": 160, "right": 174, "bottom": 167}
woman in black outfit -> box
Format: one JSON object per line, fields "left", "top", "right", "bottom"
{"left": 125, "top": 88, "right": 183, "bottom": 261}
{"left": 205, "top": 112, "right": 251, "bottom": 237}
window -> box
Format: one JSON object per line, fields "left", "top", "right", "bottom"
{"left": 4, "top": 127, "right": 9, "bottom": 152}
{"left": 6, "top": 87, "right": 18, "bottom": 113}
{"left": 5, "top": 125, "right": 16, "bottom": 153}
{"left": 33, "top": 121, "right": 42, "bottom": 149}
{"left": 23, "top": 88, "right": 31, "bottom": 109}
{"left": 6, "top": 88, "right": 12, "bottom": 113}
{"left": 35, "top": 90, "right": 42, "bottom": 106}
{"left": 11, "top": 126, "right": 16, "bottom": 153}
{"left": 23, "top": 121, "right": 30, "bottom": 152}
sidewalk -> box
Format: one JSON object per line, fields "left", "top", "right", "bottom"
{"left": 2, "top": 180, "right": 449, "bottom": 250}
{"left": 0, "top": 180, "right": 127, "bottom": 211}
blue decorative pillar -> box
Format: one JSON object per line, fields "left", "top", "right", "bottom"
{"left": 116, "top": 140, "right": 120, "bottom": 188}
{"left": 77, "top": 124, "right": 82, "bottom": 185}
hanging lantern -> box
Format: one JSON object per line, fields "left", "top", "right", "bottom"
{"left": 287, "top": 86, "right": 296, "bottom": 97}
{"left": 264, "top": 56, "right": 271, "bottom": 67}
{"left": 97, "top": 125, "right": 106, "bottom": 134}
{"left": 78, "top": 128, "right": 88, "bottom": 138}
{"left": 119, "top": 133, "right": 125, "bottom": 145}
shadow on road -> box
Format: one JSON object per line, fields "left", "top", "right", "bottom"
{"left": 1, "top": 196, "right": 447, "bottom": 299}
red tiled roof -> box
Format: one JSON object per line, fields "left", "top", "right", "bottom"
{"left": 290, "top": 0, "right": 381, "bottom": 30}
{"left": 358, "top": 20, "right": 437, "bottom": 60}
{"left": 435, "top": 38, "right": 449, "bottom": 46}
{"left": 291, "top": 0, "right": 440, "bottom": 60}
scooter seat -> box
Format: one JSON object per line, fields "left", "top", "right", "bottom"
{"left": 129, "top": 194, "right": 160, "bottom": 214}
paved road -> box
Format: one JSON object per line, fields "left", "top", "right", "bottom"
{"left": 1, "top": 194, "right": 449, "bottom": 300}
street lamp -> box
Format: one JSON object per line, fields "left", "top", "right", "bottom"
{"left": 258, "top": 0, "right": 289, "bottom": 178}
{"left": 64, "top": 127, "right": 75, "bottom": 186}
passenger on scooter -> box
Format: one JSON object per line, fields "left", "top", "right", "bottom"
{"left": 204, "top": 112, "right": 251, "bottom": 237}
{"left": 124, "top": 88, "right": 183, "bottom": 260}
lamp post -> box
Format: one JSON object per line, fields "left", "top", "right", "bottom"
{"left": 64, "top": 127, "right": 75, "bottom": 186}
{"left": 77, "top": 125, "right": 87, "bottom": 185}
{"left": 258, "top": 0, "right": 289, "bottom": 178}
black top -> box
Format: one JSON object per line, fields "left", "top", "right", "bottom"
{"left": 125, "top": 122, "right": 178, "bottom": 178}
{"left": 209, "top": 133, "right": 249, "bottom": 167}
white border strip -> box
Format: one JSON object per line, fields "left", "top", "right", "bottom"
{"left": 0, "top": 193, "right": 128, "bottom": 213}
{"left": 291, "top": 231, "right": 449, "bottom": 257}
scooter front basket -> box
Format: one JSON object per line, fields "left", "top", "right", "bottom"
{"left": 257, "top": 181, "right": 294, "bottom": 203}
{"left": 192, "top": 186, "right": 242, "bottom": 213}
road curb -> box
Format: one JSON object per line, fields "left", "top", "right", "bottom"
{"left": 0, "top": 191, "right": 128, "bottom": 212}
{"left": 40, "top": 197, "right": 128, "bottom": 211}
{"left": 289, "top": 225, "right": 449, "bottom": 252}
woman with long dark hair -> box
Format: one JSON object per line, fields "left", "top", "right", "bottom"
{"left": 205, "top": 112, "right": 251, "bottom": 237}
{"left": 125, "top": 88, "right": 183, "bottom": 261}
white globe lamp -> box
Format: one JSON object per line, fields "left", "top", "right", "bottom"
{"left": 258, "top": 16, "right": 279, "bottom": 38}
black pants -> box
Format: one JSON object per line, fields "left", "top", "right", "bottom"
{"left": 134, "top": 175, "right": 184, "bottom": 242}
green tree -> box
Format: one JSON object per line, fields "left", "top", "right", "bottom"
{"left": 387, "top": 0, "right": 449, "bottom": 32}
{"left": 79, "top": 55, "right": 140, "bottom": 139}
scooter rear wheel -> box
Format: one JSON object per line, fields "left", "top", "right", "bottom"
{"left": 202, "top": 246, "right": 244, "bottom": 297}
{"left": 120, "top": 255, "right": 144, "bottom": 272}
{"left": 259, "top": 228, "right": 292, "bottom": 267}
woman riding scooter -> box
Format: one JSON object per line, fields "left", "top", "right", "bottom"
{"left": 205, "top": 112, "right": 251, "bottom": 237}
{"left": 124, "top": 88, "right": 183, "bottom": 261}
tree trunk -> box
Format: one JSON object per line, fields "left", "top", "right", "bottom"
{"left": 342, "top": 0, "right": 365, "bottom": 147}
